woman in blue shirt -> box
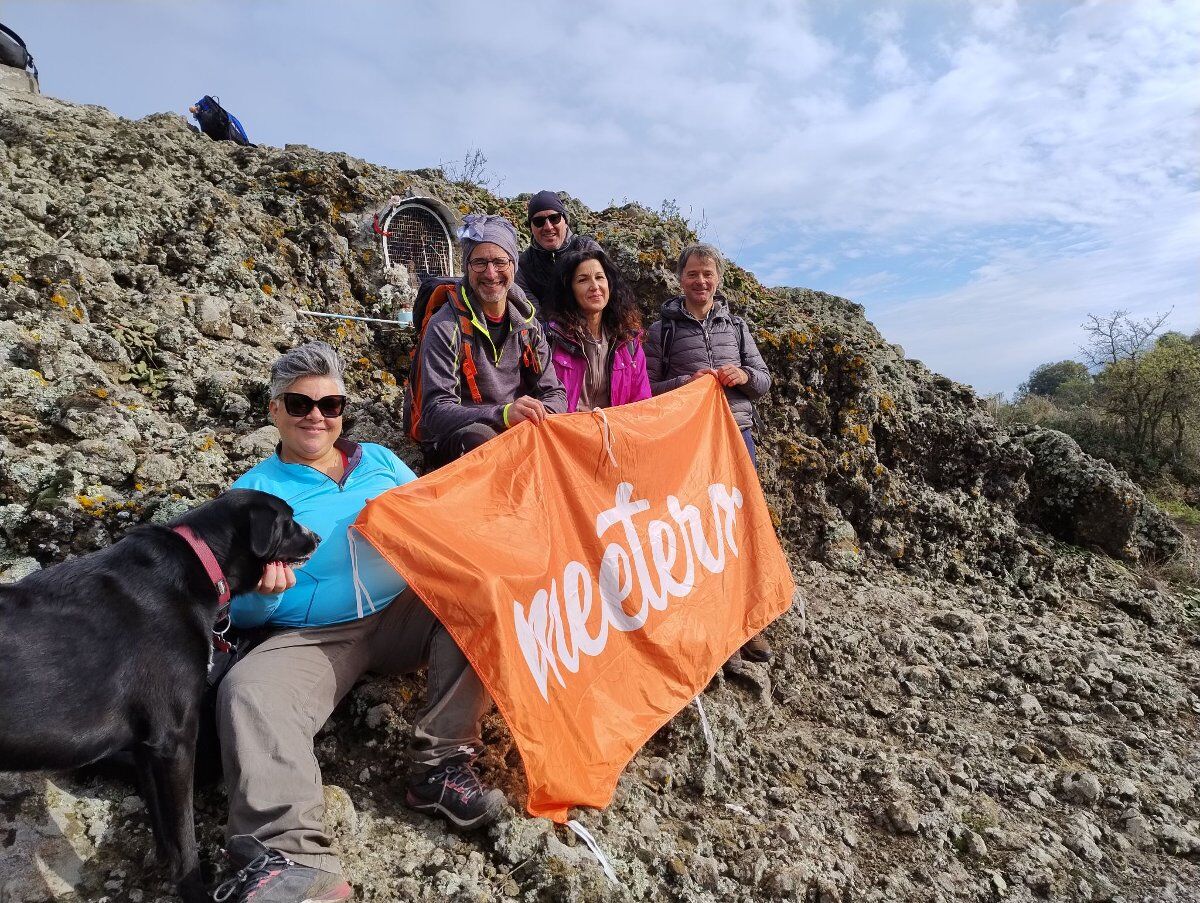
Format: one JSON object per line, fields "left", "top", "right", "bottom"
{"left": 213, "top": 342, "right": 503, "bottom": 903}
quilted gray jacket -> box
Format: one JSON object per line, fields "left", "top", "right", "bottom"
{"left": 644, "top": 295, "right": 770, "bottom": 430}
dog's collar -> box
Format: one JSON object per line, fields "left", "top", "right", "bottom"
{"left": 171, "top": 525, "right": 231, "bottom": 608}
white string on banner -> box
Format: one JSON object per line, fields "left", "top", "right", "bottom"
{"left": 589, "top": 408, "right": 619, "bottom": 468}
{"left": 693, "top": 695, "right": 717, "bottom": 767}
{"left": 347, "top": 528, "right": 378, "bottom": 619}
{"left": 565, "top": 820, "right": 620, "bottom": 885}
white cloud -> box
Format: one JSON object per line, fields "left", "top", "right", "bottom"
{"left": 873, "top": 41, "right": 915, "bottom": 84}
{"left": 972, "top": 0, "right": 1020, "bottom": 33}
{"left": 867, "top": 8, "right": 905, "bottom": 40}
{"left": 832, "top": 270, "right": 903, "bottom": 298}
{"left": 870, "top": 194, "right": 1200, "bottom": 395}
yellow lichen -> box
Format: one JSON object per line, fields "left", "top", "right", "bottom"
{"left": 261, "top": 283, "right": 274, "bottom": 295}
{"left": 242, "top": 257, "right": 255, "bottom": 270}
{"left": 76, "top": 495, "right": 140, "bottom": 518}
{"left": 843, "top": 423, "right": 871, "bottom": 445}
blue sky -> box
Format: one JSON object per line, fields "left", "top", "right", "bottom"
{"left": 6, "top": 0, "right": 1198, "bottom": 396}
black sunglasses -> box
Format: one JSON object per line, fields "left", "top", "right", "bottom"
{"left": 531, "top": 212, "right": 563, "bottom": 228}
{"left": 280, "top": 393, "right": 348, "bottom": 418}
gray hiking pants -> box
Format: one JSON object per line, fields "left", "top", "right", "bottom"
{"left": 216, "top": 587, "right": 490, "bottom": 872}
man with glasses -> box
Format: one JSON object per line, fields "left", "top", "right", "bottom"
{"left": 417, "top": 213, "right": 566, "bottom": 468}
{"left": 515, "top": 190, "right": 601, "bottom": 319}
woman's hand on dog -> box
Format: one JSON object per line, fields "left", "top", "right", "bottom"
{"left": 256, "top": 561, "right": 297, "bottom": 595}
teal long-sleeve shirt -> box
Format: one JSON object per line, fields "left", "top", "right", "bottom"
{"left": 229, "top": 440, "right": 415, "bottom": 629}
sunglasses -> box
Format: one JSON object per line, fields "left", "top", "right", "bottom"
{"left": 531, "top": 212, "right": 563, "bottom": 228}
{"left": 279, "top": 393, "right": 348, "bottom": 418}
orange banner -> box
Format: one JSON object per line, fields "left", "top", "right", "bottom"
{"left": 354, "top": 376, "right": 794, "bottom": 822}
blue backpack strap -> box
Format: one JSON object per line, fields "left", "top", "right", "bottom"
{"left": 227, "top": 113, "right": 250, "bottom": 145}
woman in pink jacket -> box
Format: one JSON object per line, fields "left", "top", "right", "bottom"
{"left": 542, "top": 248, "right": 651, "bottom": 412}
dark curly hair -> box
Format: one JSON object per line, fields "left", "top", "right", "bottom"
{"left": 543, "top": 248, "right": 642, "bottom": 344}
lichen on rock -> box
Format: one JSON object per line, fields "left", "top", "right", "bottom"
{"left": 1, "top": 90, "right": 1197, "bottom": 902}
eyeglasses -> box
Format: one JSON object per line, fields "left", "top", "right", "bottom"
{"left": 531, "top": 213, "right": 563, "bottom": 228}
{"left": 280, "top": 393, "right": 348, "bottom": 418}
{"left": 468, "top": 257, "right": 513, "bottom": 273}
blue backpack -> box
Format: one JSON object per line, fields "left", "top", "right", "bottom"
{"left": 191, "top": 95, "right": 251, "bottom": 146}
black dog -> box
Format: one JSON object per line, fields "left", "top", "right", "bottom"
{"left": 0, "top": 489, "right": 318, "bottom": 902}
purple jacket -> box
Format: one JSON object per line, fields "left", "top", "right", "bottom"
{"left": 546, "top": 321, "right": 652, "bottom": 412}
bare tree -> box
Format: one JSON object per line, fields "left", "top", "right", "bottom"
{"left": 1080, "top": 309, "right": 1197, "bottom": 460}
{"left": 1079, "top": 308, "right": 1171, "bottom": 369}
{"left": 438, "top": 148, "right": 505, "bottom": 192}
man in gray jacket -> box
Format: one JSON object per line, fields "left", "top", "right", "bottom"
{"left": 645, "top": 243, "right": 771, "bottom": 459}
{"left": 645, "top": 243, "right": 774, "bottom": 662}
{"left": 417, "top": 214, "right": 567, "bottom": 467}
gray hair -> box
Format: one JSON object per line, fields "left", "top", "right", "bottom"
{"left": 676, "top": 243, "right": 726, "bottom": 282}
{"left": 269, "top": 341, "right": 346, "bottom": 399}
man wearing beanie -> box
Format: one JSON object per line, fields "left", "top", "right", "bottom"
{"left": 415, "top": 213, "right": 567, "bottom": 468}
{"left": 516, "top": 190, "right": 601, "bottom": 318}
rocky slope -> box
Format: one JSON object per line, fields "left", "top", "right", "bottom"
{"left": 1, "top": 90, "right": 1197, "bottom": 903}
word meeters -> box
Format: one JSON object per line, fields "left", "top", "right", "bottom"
{"left": 514, "top": 481, "right": 744, "bottom": 702}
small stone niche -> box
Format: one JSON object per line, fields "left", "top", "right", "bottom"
{"left": 377, "top": 194, "right": 457, "bottom": 279}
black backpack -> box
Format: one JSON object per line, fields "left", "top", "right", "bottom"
{"left": 191, "top": 95, "right": 252, "bottom": 146}
{"left": 659, "top": 312, "right": 758, "bottom": 429}
{"left": 0, "top": 23, "right": 37, "bottom": 75}
{"left": 659, "top": 313, "right": 746, "bottom": 372}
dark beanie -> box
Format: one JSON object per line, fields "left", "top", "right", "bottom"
{"left": 527, "top": 190, "right": 568, "bottom": 222}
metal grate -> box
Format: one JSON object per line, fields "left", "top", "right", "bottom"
{"left": 381, "top": 203, "right": 454, "bottom": 278}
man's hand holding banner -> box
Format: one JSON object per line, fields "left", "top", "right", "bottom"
{"left": 354, "top": 376, "right": 794, "bottom": 822}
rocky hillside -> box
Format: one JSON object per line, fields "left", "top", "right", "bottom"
{"left": 1, "top": 90, "right": 1198, "bottom": 903}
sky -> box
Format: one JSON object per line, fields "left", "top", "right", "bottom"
{"left": 5, "top": 0, "right": 1198, "bottom": 396}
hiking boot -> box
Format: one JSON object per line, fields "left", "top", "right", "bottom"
{"left": 213, "top": 834, "right": 352, "bottom": 903}
{"left": 406, "top": 757, "right": 506, "bottom": 829}
{"left": 740, "top": 633, "right": 773, "bottom": 663}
